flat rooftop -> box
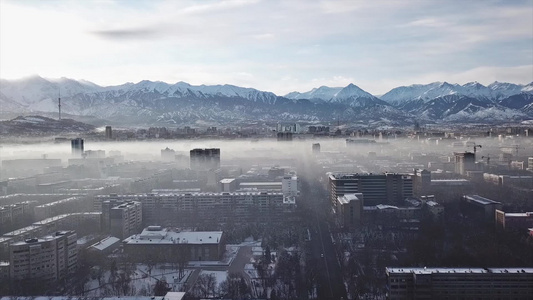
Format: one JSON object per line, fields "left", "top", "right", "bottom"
{"left": 504, "top": 212, "right": 532, "bottom": 217}
{"left": 35, "top": 197, "right": 80, "bottom": 208}
{"left": 90, "top": 236, "right": 120, "bottom": 251}
{"left": 240, "top": 182, "right": 282, "bottom": 186}
{"left": 337, "top": 194, "right": 361, "bottom": 204}
{"left": 97, "top": 191, "right": 284, "bottom": 198}
{"left": 12, "top": 231, "right": 73, "bottom": 246}
{"left": 220, "top": 178, "right": 236, "bottom": 184}
{"left": 3, "top": 225, "right": 42, "bottom": 237}
{"left": 464, "top": 195, "right": 501, "bottom": 205}
{"left": 386, "top": 267, "right": 533, "bottom": 274}
{"left": 124, "top": 227, "right": 223, "bottom": 245}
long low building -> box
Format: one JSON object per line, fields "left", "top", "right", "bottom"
{"left": 495, "top": 210, "right": 533, "bottom": 231}
{"left": 95, "top": 192, "right": 295, "bottom": 226}
{"left": 123, "top": 226, "right": 224, "bottom": 262}
{"left": 461, "top": 194, "right": 502, "bottom": 222}
{"left": 386, "top": 267, "right": 533, "bottom": 299}
{"left": 0, "top": 213, "right": 101, "bottom": 260}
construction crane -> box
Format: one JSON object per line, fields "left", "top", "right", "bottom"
{"left": 473, "top": 144, "right": 482, "bottom": 153}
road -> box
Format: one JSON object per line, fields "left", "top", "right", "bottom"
{"left": 301, "top": 175, "right": 347, "bottom": 300}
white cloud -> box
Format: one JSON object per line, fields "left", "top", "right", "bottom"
{"left": 0, "top": 0, "right": 531, "bottom": 96}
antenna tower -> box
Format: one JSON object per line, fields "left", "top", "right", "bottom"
{"left": 58, "top": 89, "right": 61, "bottom": 121}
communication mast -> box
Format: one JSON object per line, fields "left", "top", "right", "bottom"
{"left": 473, "top": 144, "right": 482, "bottom": 154}
{"left": 58, "top": 89, "right": 62, "bottom": 121}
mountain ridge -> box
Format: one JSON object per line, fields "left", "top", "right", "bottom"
{"left": 1, "top": 76, "right": 532, "bottom": 126}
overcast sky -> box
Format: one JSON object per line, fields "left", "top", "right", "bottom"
{"left": 1, "top": 0, "right": 532, "bottom": 95}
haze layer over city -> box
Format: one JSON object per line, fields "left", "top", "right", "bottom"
{"left": 1, "top": 0, "right": 533, "bottom": 299}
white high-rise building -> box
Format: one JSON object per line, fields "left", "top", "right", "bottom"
{"left": 282, "top": 175, "right": 298, "bottom": 196}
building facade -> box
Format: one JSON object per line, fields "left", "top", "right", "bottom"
{"left": 495, "top": 210, "right": 533, "bottom": 231}
{"left": 101, "top": 200, "right": 142, "bottom": 239}
{"left": 190, "top": 148, "right": 220, "bottom": 171}
{"left": 328, "top": 173, "right": 413, "bottom": 207}
{"left": 9, "top": 231, "right": 77, "bottom": 283}
{"left": 454, "top": 152, "right": 475, "bottom": 175}
{"left": 281, "top": 175, "right": 298, "bottom": 196}
{"left": 461, "top": 195, "right": 502, "bottom": 222}
{"left": 96, "top": 191, "right": 295, "bottom": 227}
{"left": 386, "top": 267, "right": 533, "bottom": 299}
{"left": 123, "top": 226, "right": 224, "bottom": 262}
{"left": 336, "top": 193, "right": 364, "bottom": 229}
{"left": 71, "top": 138, "right": 84, "bottom": 156}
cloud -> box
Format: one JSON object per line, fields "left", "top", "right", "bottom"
{"left": 1, "top": 0, "right": 531, "bottom": 96}
{"left": 90, "top": 28, "right": 161, "bottom": 40}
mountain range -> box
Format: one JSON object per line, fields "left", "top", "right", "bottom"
{"left": 1, "top": 75, "right": 532, "bottom": 126}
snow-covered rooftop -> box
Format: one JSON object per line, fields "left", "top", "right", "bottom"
{"left": 124, "top": 226, "right": 223, "bottom": 245}
{"left": 464, "top": 195, "right": 501, "bottom": 205}
{"left": 504, "top": 212, "right": 532, "bottom": 217}
{"left": 337, "top": 193, "right": 362, "bottom": 204}
{"left": 90, "top": 236, "right": 120, "bottom": 251}
{"left": 386, "top": 267, "right": 533, "bottom": 274}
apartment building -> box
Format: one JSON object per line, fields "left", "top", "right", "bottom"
{"left": 33, "top": 196, "right": 88, "bottom": 220}
{"left": 101, "top": 200, "right": 142, "bottom": 239}
{"left": 190, "top": 148, "right": 220, "bottom": 171}
{"left": 336, "top": 193, "right": 364, "bottom": 229}
{"left": 386, "top": 267, "right": 533, "bottom": 299}
{"left": 96, "top": 191, "right": 295, "bottom": 226}
{"left": 454, "top": 152, "right": 476, "bottom": 175}
{"left": 10, "top": 231, "right": 77, "bottom": 283}
{"left": 328, "top": 173, "right": 413, "bottom": 207}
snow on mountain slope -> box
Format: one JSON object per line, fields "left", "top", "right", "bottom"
{"left": 284, "top": 86, "right": 343, "bottom": 100}
{"left": 285, "top": 83, "right": 384, "bottom": 107}
{"left": 381, "top": 81, "right": 531, "bottom": 106}
{"left": 415, "top": 94, "right": 528, "bottom": 122}
{"left": 521, "top": 82, "right": 533, "bottom": 92}
{"left": 332, "top": 84, "right": 375, "bottom": 101}
{"left": 487, "top": 81, "right": 524, "bottom": 99}
{"left": 1, "top": 76, "right": 531, "bottom": 125}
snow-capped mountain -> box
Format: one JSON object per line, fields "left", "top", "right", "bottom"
{"left": 285, "top": 83, "right": 385, "bottom": 107}
{"left": 380, "top": 81, "right": 532, "bottom": 105}
{"left": 0, "top": 76, "right": 532, "bottom": 125}
{"left": 285, "top": 86, "right": 343, "bottom": 102}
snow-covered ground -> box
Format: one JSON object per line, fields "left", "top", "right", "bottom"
{"left": 84, "top": 264, "right": 193, "bottom": 297}
{"left": 199, "top": 270, "right": 228, "bottom": 288}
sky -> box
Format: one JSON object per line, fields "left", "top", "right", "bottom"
{"left": 0, "top": 0, "right": 532, "bottom": 95}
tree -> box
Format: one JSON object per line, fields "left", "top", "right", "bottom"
{"left": 193, "top": 273, "right": 217, "bottom": 298}
{"left": 264, "top": 245, "right": 272, "bottom": 264}
{"left": 154, "top": 279, "right": 170, "bottom": 296}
